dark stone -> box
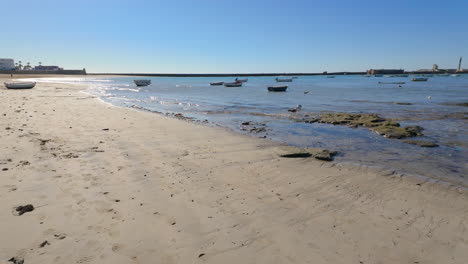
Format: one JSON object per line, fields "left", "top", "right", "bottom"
{"left": 16, "top": 204, "right": 34, "bottom": 215}
{"left": 102, "top": 128, "right": 109, "bottom": 131}
{"left": 280, "top": 153, "right": 312, "bottom": 158}
{"left": 312, "top": 150, "right": 338, "bottom": 161}
{"left": 241, "top": 121, "right": 251, "bottom": 125}
{"left": 198, "top": 253, "right": 206, "bottom": 258}
{"left": 39, "top": 240, "right": 50, "bottom": 248}
{"left": 8, "top": 257, "right": 24, "bottom": 264}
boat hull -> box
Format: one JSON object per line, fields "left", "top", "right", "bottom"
{"left": 276, "top": 78, "right": 293, "bottom": 82}
{"left": 224, "top": 82, "right": 242, "bottom": 87}
{"left": 268, "top": 86, "right": 288, "bottom": 92}
{"left": 4, "top": 82, "right": 36, "bottom": 89}
{"left": 411, "top": 78, "right": 428, "bottom": 82}
{"left": 210, "top": 82, "right": 224, "bottom": 86}
{"left": 134, "top": 80, "right": 151, "bottom": 86}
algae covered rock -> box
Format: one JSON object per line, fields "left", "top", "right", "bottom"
{"left": 372, "top": 125, "right": 423, "bottom": 139}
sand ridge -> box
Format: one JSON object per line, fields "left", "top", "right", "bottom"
{"left": 0, "top": 77, "right": 467, "bottom": 264}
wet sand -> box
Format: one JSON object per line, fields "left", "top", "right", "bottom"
{"left": 1, "top": 75, "right": 467, "bottom": 264}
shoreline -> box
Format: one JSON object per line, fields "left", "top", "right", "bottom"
{"left": 8, "top": 75, "right": 468, "bottom": 188}
{"left": 1, "top": 76, "right": 467, "bottom": 263}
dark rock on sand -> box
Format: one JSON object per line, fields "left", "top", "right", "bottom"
{"left": 311, "top": 149, "right": 339, "bottom": 161}
{"left": 39, "top": 240, "right": 50, "bottom": 248}
{"left": 403, "top": 140, "right": 439, "bottom": 147}
{"left": 198, "top": 253, "right": 206, "bottom": 258}
{"left": 280, "top": 153, "right": 312, "bottom": 158}
{"left": 8, "top": 257, "right": 24, "bottom": 264}
{"left": 15, "top": 204, "right": 34, "bottom": 215}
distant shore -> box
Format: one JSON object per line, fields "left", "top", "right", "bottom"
{"left": 3, "top": 71, "right": 467, "bottom": 77}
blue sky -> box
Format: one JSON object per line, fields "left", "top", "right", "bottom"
{"left": 2, "top": 0, "right": 467, "bottom": 73}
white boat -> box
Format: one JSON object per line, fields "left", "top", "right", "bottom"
{"left": 235, "top": 78, "right": 248, "bottom": 83}
{"left": 134, "top": 79, "right": 151, "bottom": 86}
{"left": 275, "top": 77, "right": 293, "bottom": 82}
{"left": 4, "top": 82, "right": 36, "bottom": 89}
{"left": 451, "top": 74, "right": 461, "bottom": 77}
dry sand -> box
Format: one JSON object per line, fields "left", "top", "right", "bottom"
{"left": 0, "top": 76, "right": 467, "bottom": 264}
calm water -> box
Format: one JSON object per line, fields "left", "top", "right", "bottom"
{"left": 28, "top": 75, "right": 468, "bottom": 187}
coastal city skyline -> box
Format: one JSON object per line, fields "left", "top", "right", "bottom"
{"left": 2, "top": 0, "right": 468, "bottom": 73}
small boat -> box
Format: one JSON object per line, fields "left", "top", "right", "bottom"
{"left": 411, "top": 77, "right": 428, "bottom": 82}
{"left": 291, "top": 76, "right": 299, "bottom": 79}
{"left": 378, "top": 82, "right": 405, "bottom": 84}
{"left": 210, "top": 81, "right": 224, "bottom": 86}
{"left": 397, "top": 74, "right": 409, "bottom": 77}
{"left": 383, "top": 75, "right": 397, "bottom": 78}
{"left": 224, "top": 82, "right": 242, "bottom": 87}
{"left": 235, "top": 78, "right": 248, "bottom": 83}
{"left": 451, "top": 74, "right": 461, "bottom": 77}
{"left": 438, "top": 73, "right": 449, "bottom": 76}
{"left": 267, "top": 85, "right": 288, "bottom": 92}
{"left": 422, "top": 74, "right": 433, "bottom": 77}
{"left": 374, "top": 74, "right": 383, "bottom": 77}
{"left": 4, "top": 82, "right": 36, "bottom": 89}
{"left": 275, "top": 77, "right": 293, "bottom": 82}
{"left": 134, "top": 79, "right": 151, "bottom": 86}
{"left": 327, "top": 76, "right": 336, "bottom": 78}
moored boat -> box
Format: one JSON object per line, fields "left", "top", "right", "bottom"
{"left": 4, "top": 82, "right": 36, "bottom": 89}
{"left": 411, "top": 77, "right": 428, "bottom": 82}
{"left": 235, "top": 78, "right": 248, "bottom": 83}
{"left": 378, "top": 82, "right": 405, "bottom": 84}
{"left": 327, "top": 76, "right": 336, "bottom": 78}
{"left": 134, "top": 79, "right": 151, "bottom": 86}
{"left": 210, "top": 81, "right": 224, "bottom": 86}
{"left": 275, "top": 77, "right": 293, "bottom": 82}
{"left": 451, "top": 74, "right": 461, "bottom": 77}
{"left": 224, "top": 82, "right": 242, "bottom": 87}
{"left": 374, "top": 74, "right": 383, "bottom": 77}
{"left": 267, "top": 85, "right": 288, "bottom": 92}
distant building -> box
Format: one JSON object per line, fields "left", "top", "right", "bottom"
{"left": 34, "top": 65, "right": 63, "bottom": 71}
{"left": 367, "top": 69, "right": 405, "bottom": 75}
{"left": 432, "top": 64, "right": 439, "bottom": 72}
{"left": 0, "top": 58, "right": 15, "bottom": 70}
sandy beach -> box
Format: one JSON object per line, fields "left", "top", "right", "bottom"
{"left": 1, "top": 75, "right": 467, "bottom": 264}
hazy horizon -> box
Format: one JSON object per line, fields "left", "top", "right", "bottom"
{"left": 2, "top": 0, "right": 467, "bottom": 73}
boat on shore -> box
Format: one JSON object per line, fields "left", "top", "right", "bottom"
{"left": 4, "top": 82, "right": 36, "bottom": 89}
{"left": 267, "top": 85, "right": 288, "bottom": 92}
{"left": 275, "top": 77, "right": 293, "bottom": 82}
{"left": 210, "top": 81, "right": 224, "bottom": 86}
{"left": 134, "top": 79, "right": 151, "bottom": 86}
{"left": 411, "top": 77, "right": 428, "bottom": 82}
{"left": 224, "top": 82, "right": 242, "bottom": 87}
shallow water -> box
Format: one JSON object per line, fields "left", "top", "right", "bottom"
{"left": 27, "top": 75, "right": 468, "bottom": 186}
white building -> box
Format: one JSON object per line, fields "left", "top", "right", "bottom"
{"left": 0, "top": 58, "right": 15, "bottom": 70}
